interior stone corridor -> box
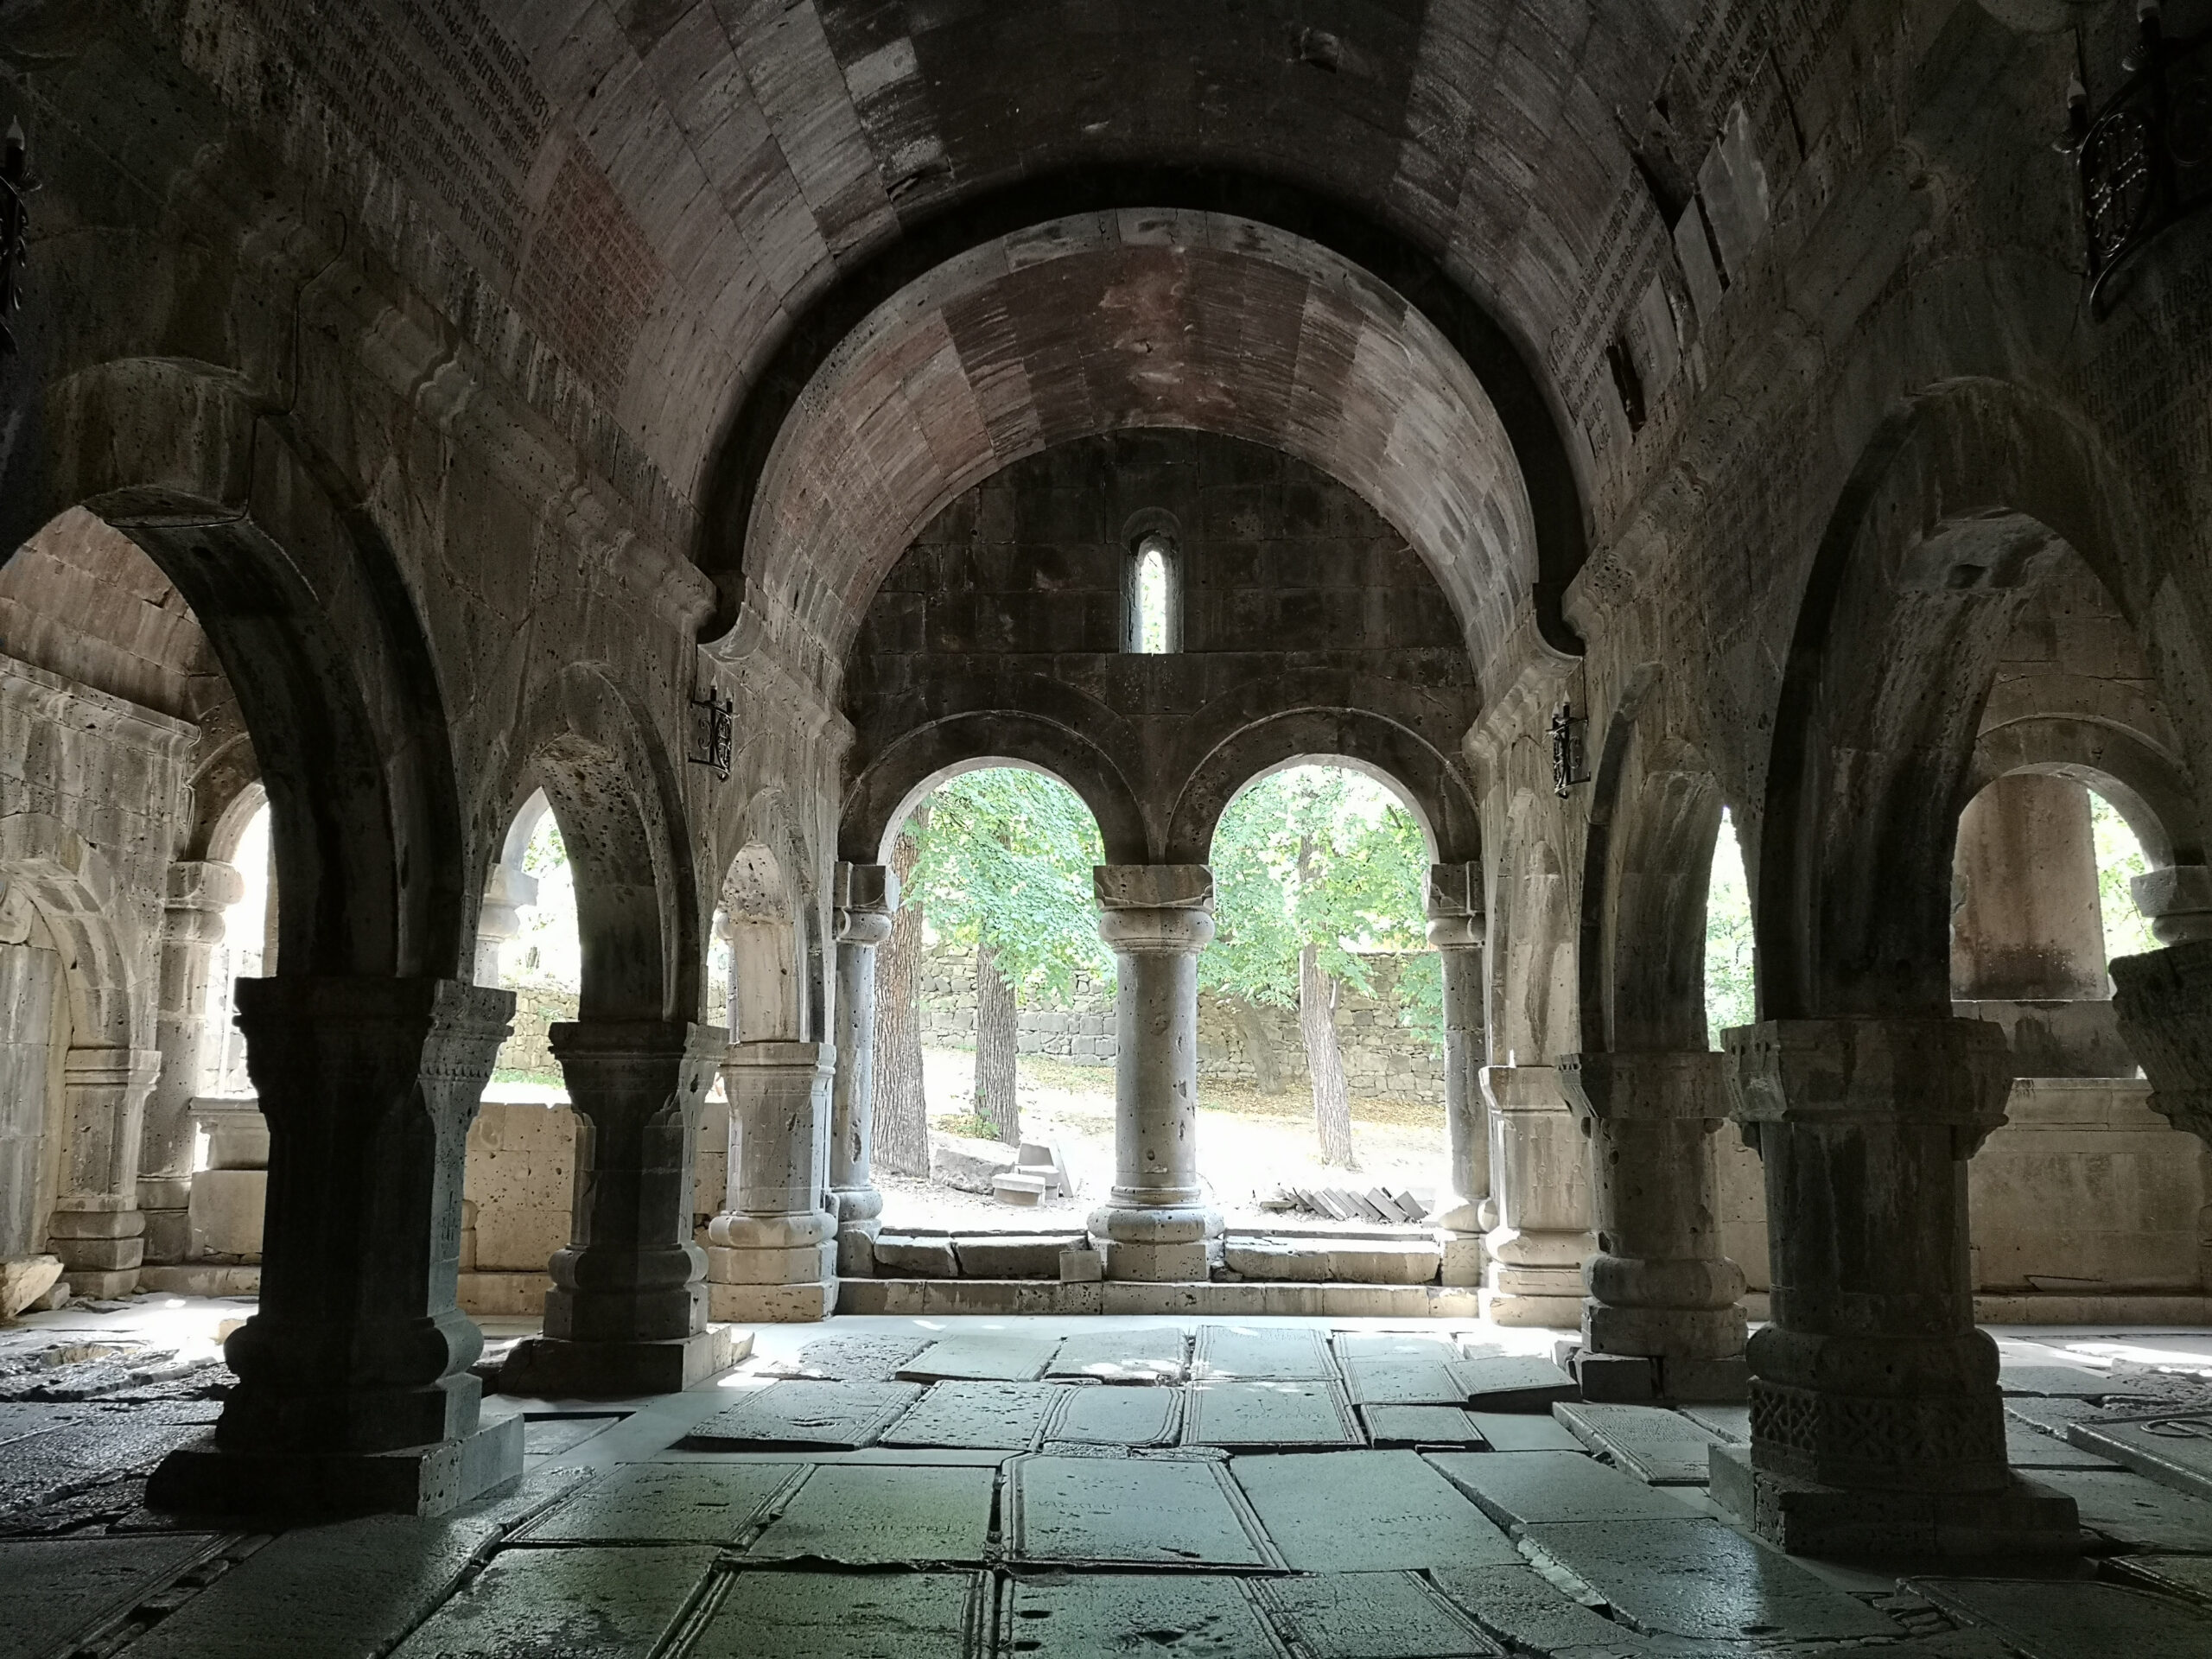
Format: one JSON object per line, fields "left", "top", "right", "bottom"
{"left": 7, "top": 1300, "right": 2212, "bottom": 1658}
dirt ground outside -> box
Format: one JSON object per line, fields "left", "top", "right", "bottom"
{"left": 875, "top": 1046, "right": 1450, "bottom": 1231}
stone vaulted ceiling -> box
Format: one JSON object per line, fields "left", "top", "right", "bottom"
{"left": 175, "top": 0, "right": 1707, "bottom": 640}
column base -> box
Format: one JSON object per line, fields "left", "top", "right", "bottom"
{"left": 833, "top": 1199, "right": 882, "bottom": 1276}
{"left": 709, "top": 1281, "right": 836, "bottom": 1322}
{"left": 498, "top": 1327, "right": 741, "bottom": 1398}
{"left": 1573, "top": 1350, "right": 1751, "bottom": 1403}
{"left": 1439, "top": 1230, "right": 1485, "bottom": 1287}
{"left": 1482, "top": 1287, "right": 1584, "bottom": 1326}
{"left": 1583, "top": 1300, "right": 1747, "bottom": 1363}
{"left": 147, "top": 1407, "right": 524, "bottom": 1520}
{"left": 1708, "top": 1444, "right": 2079, "bottom": 1560}
{"left": 1088, "top": 1203, "right": 1221, "bottom": 1282}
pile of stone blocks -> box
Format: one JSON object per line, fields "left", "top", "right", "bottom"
{"left": 991, "top": 1143, "right": 1069, "bottom": 1206}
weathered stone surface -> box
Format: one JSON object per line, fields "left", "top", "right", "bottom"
{"left": 1427, "top": 1563, "right": 1649, "bottom": 1657}
{"left": 519, "top": 1462, "right": 799, "bottom": 1542}
{"left": 897, "top": 1331, "right": 1061, "bottom": 1382}
{"left": 1339, "top": 1355, "right": 1470, "bottom": 1405}
{"left": 950, "top": 1234, "right": 1079, "bottom": 1277}
{"left": 2012, "top": 1466, "right": 2212, "bottom": 1550}
{"left": 681, "top": 1381, "right": 922, "bottom": 1450}
{"left": 772, "top": 1335, "right": 932, "bottom": 1380}
{"left": 1332, "top": 1331, "right": 1459, "bottom": 1363}
{"left": 0, "top": 1535, "right": 215, "bottom": 1658}
{"left": 1426, "top": 1451, "right": 1697, "bottom": 1527}
{"left": 1521, "top": 1517, "right": 1899, "bottom": 1642}
{"left": 1182, "top": 1380, "right": 1363, "bottom": 1448}
{"left": 880, "top": 1381, "right": 1065, "bottom": 1450}
{"left": 1004, "top": 1574, "right": 1277, "bottom": 1659}
{"left": 928, "top": 1135, "right": 1018, "bottom": 1195}
{"left": 1223, "top": 1236, "right": 1442, "bottom": 1283}
{"left": 1447, "top": 1354, "right": 1579, "bottom": 1410}
{"left": 1465, "top": 1411, "right": 1586, "bottom": 1452}
{"left": 1191, "top": 1325, "right": 1338, "bottom": 1381}
{"left": 1253, "top": 1572, "right": 1497, "bottom": 1658}
{"left": 1230, "top": 1450, "right": 1521, "bottom": 1571}
{"left": 1047, "top": 1383, "right": 1182, "bottom": 1447}
{"left": 2005, "top": 1421, "right": 2120, "bottom": 1469}
{"left": 692, "top": 1571, "right": 987, "bottom": 1658}
{"left": 0, "top": 1255, "right": 63, "bottom": 1320}
{"left": 746, "top": 1463, "right": 995, "bottom": 1564}
{"left": 1916, "top": 1576, "right": 2212, "bottom": 1659}
{"left": 387, "top": 1545, "right": 717, "bottom": 1658}
{"left": 1554, "top": 1403, "right": 1728, "bottom": 1484}
{"left": 2000, "top": 1363, "right": 2126, "bottom": 1397}
{"left": 1050, "top": 1325, "right": 1185, "bottom": 1382}
{"left": 1359, "top": 1404, "right": 1489, "bottom": 1446}
{"left": 1004, "top": 1454, "right": 1271, "bottom": 1566}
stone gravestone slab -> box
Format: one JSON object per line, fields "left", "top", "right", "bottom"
{"left": 1360, "top": 1404, "right": 1488, "bottom": 1446}
{"left": 1340, "top": 1355, "right": 1473, "bottom": 1406}
{"left": 1916, "top": 1576, "right": 2212, "bottom": 1659}
{"left": 1332, "top": 1331, "right": 1460, "bottom": 1362}
{"left": 1466, "top": 1411, "right": 1586, "bottom": 1452}
{"left": 1447, "top": 1355, "right": 1578, "bottom": 1411}
{"left": 770, "top": 1334, "right": 933, "bottom": 1380}
{"left": 1003, "top": 1453, "right": 1274, "bottom": 1566}
{"left": 2069, "top": 1411, "right": 2212, "bottom": 1499}
{"left": 388, "top": 1546, "right": 718, "bottom": 1659}
{"left": 1554, "top": 1403, "right": 1727, "bottom": 1484}
{"left": 1192, "top": 1324, "right": 1338, "bottom": 1381}
{"left": 898, "top": 1331, "right": 1062, "bottom": 1382}
{"left": 879, "top": 1382, "right": 1066, "bottom": 1450}
{"left": 691, "top": 1570, "right": 987, "bottom": 1659}
{"left": 1428, "top": 1562, "right": 1646, "bottom": 1658}
{"left": 1426, "top": 1451, "right": 1697, "bottom": 1528}
{"left": 2026, "top": 1467, "right": 2212, "bottom": 1552}
{"left": 520, "top": 1462, "right": 803, "bottom": 1542}
{"left": 1230, "top": 1451, "right": 1522, "bottom": 1572}
{"left": 1181, "top": 1380, "right": 1363, "bottom": 1447}
{"left": 745, "top": 1463, "right": 995, "bottom": 1565}
{"left": 681, "top": 1380, "right": 922, "bottom": 1450}
{"left": 1003, "top": 1574, "right": 1278, "bottom": 1659}
{"left": 1681, "top": 1403, "right": 1750, "bottom": 1442}
{"left": 1049, "top": 1325, "right": 1186, "bottom": 1382}
{"left": 1046, "top": 1382, "right": 1182, "bottom": 1447}
{"left": 1521, "top": 1517, "right": 1898, "bottom": 1643}
{"left": 0, "top": 1535, "right": 215, "bottom": 1659}
{"left": 1254, "top": 1571, "right": 1497, "bottom": 1658}
{"left": 2005, "top": 1421, "right": 2119, "bottom": 1470}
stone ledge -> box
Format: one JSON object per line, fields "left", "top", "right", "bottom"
{"left": 140, "top": 1263, "right": 262, "bottom": 1296}
{"left": 1973, "top": 1293, "right": 2212, "bottom": 1323}
{"left": 459, "top": 1272, "right": 553, "bottom": 1317}
{"left": 836, "top": 1277, "right": 1483, "bottom": 1318}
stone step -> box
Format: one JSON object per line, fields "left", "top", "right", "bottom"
{"left": 837, "top": 1277, "right": 1484, "bottom": 1319}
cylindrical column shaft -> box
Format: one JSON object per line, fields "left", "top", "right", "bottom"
{"left": 829, "top": 862, "right": 895, "bottom": 1274}
{"left": 1951, "top": 774, "right": 2107, "bottom": 999}
{"left": 140, "top": 860, "right": 244, "bottom": 1265}
{"left": 1478, "top": 1064, "right": 1595, "bottom": 1325}
{"left": 706, "top": 1039, "right": 838, "bottom": 1320}
{"left": 1088, "top": 864, "right": 1218, "bottom": 1281}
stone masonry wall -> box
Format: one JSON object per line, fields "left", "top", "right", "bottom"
{"left": 493, "top": 985, "right": 577, "bottom": 1080}
{"left": 918, "top": 944, "right": 1444, "bottom": 1103}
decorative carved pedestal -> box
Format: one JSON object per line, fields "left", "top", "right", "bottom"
{"left": 1478, "top": 1065, "right": 1593, "bottom": 1325}
{"left": 149, "top": 977, "right": 523, "bottom": 1518}
{"left": 708, "top": 1040, "right": 839, "bottom": 1321}
{"left": 1714, "top": 1017, "right": 2078, "bottom": 1559}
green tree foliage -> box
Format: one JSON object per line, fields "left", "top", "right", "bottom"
{"left": 1203, "top": 767, "right": 1438, "bottom": 1046}
{"left": 1703, "top": 809, "right": 1757, "bottom": 1050}
{"left": 2090, "top": 791, "right": 2158, "bottom": 963}
{"left": 907, "top": 767, "right": 1113, "bottom": 1005}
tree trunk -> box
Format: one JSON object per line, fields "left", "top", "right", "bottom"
{"left": 975, "top": 943, "right": 1020, "bottom": 1144}
{"left": 1300, "top": 942, "right": 1358, "bottom": 1168}
{"left": 873, "top": 811, "right": 931, "bottom": 1177}
{"left": 1230, "top": 997, "right": 1284, "bottom": 1095}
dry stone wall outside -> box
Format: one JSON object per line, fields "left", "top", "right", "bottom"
{"left": 916, "top": 945, "right": 1444, "bottom": 1103}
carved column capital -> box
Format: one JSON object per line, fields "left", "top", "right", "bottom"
{"left": 1558, "top": 1049, "right": 1726, "bottom": 1125}
{"left": 1723, "top": 1017, "right": 2012, "bottom": 1158}
{"left": 2112, "top": 938, "right": 2212, "bottom": 1144}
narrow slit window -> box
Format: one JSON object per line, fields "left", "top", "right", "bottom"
{"left": 1127, "top": 530, "right": 1179, "bottom": 653}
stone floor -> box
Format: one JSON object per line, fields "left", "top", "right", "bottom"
{"left": 3, "top": 1302, "right": 2212, "bottom": 1656}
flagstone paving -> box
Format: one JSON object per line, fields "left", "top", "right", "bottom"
{"left": 11, "top": 1305, "right": 2212, "bottom": 1656}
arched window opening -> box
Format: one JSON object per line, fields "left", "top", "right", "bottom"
{"left": 204, "top": 800, "right": 273, "bottom": 1098}
{"left": 485, "top": 809, "right": 581, "bottom": 1098}
{"left": 2089, "top": 789, "right": 2158, "bottom": 963}
{"left": 1125, "top": 530, "right": 1179, "bottom": 654}
{"left": 1703, "top": 806, "right": 1754, "bottom": 1050}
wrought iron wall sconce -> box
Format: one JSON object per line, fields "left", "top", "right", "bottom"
{"left": 689, "top": 686, "right": 733, "bottom": 780}
{"left": 2070, "top": 2, "right": 2212, "bottom": 315}
{"left": 1551, "top": 702, "right": 1590, "bottom": 798}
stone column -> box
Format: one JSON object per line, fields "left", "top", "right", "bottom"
{"left": 707, "top": 1039, "right": 838, "bottom": 1320}
{"left": 48, "top": 1047, "right": 162, "bottom": 1297}
{"left": 139, "top": 859, "right": 244, "bottom": 1265}
{"left": 1478, "top": 1065, "right": 1594, "bottom": 1325}
{"left": 1950, "top": 774, "right": 2107, "bottom": 999}
{"left": 1713, "top": 1017, "right": 2078, "bottom": 1559}
{"left": 1088, "top": 865, "right": 1219, "bottom": 1281}
{"left": 1557, "top": 1051, "right": 1746, "bottom": 1401}
{"left": 829, "top": 862, "right": 895, "bottom": 1274}
{"left": 470, "top": 862, "right": 537, "bottom": 987}
{"left": 499, "top": 1020, "right": 733, "bottom": 1396}
{"left": 148, "top": 976, "right": 523, "bottom": 1518}
{"left": 1427, "top": 862, "right": 1486, "bottom": 1285}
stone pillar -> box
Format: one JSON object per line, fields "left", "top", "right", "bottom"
{"left": 499, "top": 1021, "right": 733, "bottom": 1396}
{"left": 2107, "top": 865, "right": 2212, "bottom": 1144}
{"left": 1557, "top": 1051, "right": 1747, "bottom": 1401}
{"left": 1478, "top": 1065, "right": 1594, "bottom": 1325}
{"left": 48, "top": 1047, "right": 162, "bottom": 1297}
{"left": 707, "top": 1039, "right": 838, "bottom": 1320}
{"left": 1088, "top": 865, "right": 1220, "bottom": 1281}
{"left": 829, "top": 862, "right": 895, "bottom": 1274}
{"left": 1951, "top": 774, "right": 2107, "bottom": 999}
{"left": 186, "top": 1097, "right": 269, "bottom": 1263}
{"left": 139, "top": 860, "right": 244, "bottom": 1265}
{"left": 1427, "top": 862, "right": 1486, "bottom": 1285}
{"left": 471, "top": 861, "right": 537, "bottom": 988}
{"left": 1712, "top": 1017, "right": 2078, "bottom": 1558}
{"left": 148, "top": 976, "right": 524, "bottom": 1518}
